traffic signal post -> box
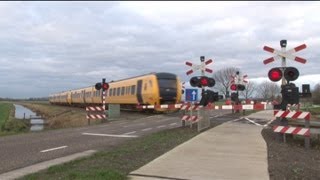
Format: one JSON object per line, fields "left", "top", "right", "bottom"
{"left": 230, "top": 71, "right": 247, "bottom": 114}
{"left": 86, "top": 79, "right": 110, "bottom": 125}
{"left": 184, "top": 56, "right": 218, "bottom": 130}
{"left": 186, "top": 56, "right": 218, "bottom": 106}
{"left": 263, "top": 40, "right": 312, "bottom": 148}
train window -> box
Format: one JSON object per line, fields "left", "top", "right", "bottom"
{"left": 131, "top": 85, "right": 136, "bottom": 95}
{"left": 114, "top": 88, "right": 116, "bottom": 96}
{"left": 121, "top": 87, "right": 125, "bottom": 95}
{"left": 158, "top": 79, "right": 176, "bottom": 88}
{"left": 109, "top": 89, "right": 113, "bottom": 96}
{"left": 144, "top": 83, "right": 147, "bottom": 91}
{"left": 117, "top": 87, "right": 120, "bottom": 96}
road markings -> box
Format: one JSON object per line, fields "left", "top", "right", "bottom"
{"left": 244, "top": 117, "right": 264, "bottom": 127}
{"left": 231, "top": 118, "right": 242, "bottom": 122}
{"left": 123, "top": 131, "right": 136, "bottom": 135}
{"left": 264, "top": 117, "right": 277, "bottom": 127}
{"left": 157, "top": 125, "right": 166, "bottom": 129}
{"left": 40, "top": 146, "right": 68, "bottom": 153}
{"left": 169, "top": 123, "right": 177, "bottom": 126}
{"left": 82, "top": 133, "right": 138, "bottom": 138}
{"left": 142, "top": 128, "right": 152, "bottom": 131}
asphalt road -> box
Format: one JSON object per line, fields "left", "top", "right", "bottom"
{"left": 0, "top": 110, "right": 234, "bottom": 175}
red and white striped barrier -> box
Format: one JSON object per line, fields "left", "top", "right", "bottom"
{"left": 273, "top": 126, "right": 310, "bottom": 137}
{"left": 274, "top": 110, "right": 311, "bottom": 120}
{"left": 86, "top": 106, "right": 106, "bottom": 120}
{"left": 137, "top": 103, "right": 269, "bottom": 111}
{"left": 86, "top": 106, "right": 104, "bottom": 111}
{"left": 86, "top": 114, "right": 106, "bottom": 119}
{"left": 180, "top": 103, "right": 202, "bottom": 111}
{"left": 181, "top": 115, "right": 200, "bottom": 122}
{"left": 137, "top": 104, "right": 183, "bottom": 109}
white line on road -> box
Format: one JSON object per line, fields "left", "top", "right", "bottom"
{"left": 244, "top": 117, "right": 263, "bottom": 126}
{"left": 169, "top": 123, "right": 177, "bottom": 126}
{"left": 231, "top": 118, "right": 242, "bottom": 122}
{"left": 157, "top": 125, "right": 167, "bottom": 129}
{"left": 82, "top": 133, "right": 138, "bottom": 138}
{"left": 123, "top": 131, "right": 136, "bottom": 135}
{"left": 40, "top": 146, "right": 68, "bottom": 153}
{"left": 141, "top": 128, "right": 152, "bottom": 131}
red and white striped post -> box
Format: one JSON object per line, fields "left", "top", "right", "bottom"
{"left": 102, "top": 90, "right": 106, "bottom": 111}
{"left": 87, "top": 78, "right": 108, "bottom": 125}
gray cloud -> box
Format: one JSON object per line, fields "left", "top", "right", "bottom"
{"left": 0, "top": 1, "right": 319, "bottom": 98}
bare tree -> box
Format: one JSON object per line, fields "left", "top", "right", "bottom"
{"left": 239, "top": 81, "right": 257, "bottom": 100}
{"left": 212, "top": 67, "right": 239, "bottom": 97}
{"left": 256, "top": 81, "right": 281, "bottom": 100}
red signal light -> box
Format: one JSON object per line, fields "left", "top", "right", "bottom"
{"left": 230, "top": 84, "right": 237, "bottom": 91}
{"left": 102, "top": 83, "right": 109, "bottom": 90}
{"left": 200, "top": 76, "right": 209, "bottom": 86}
{"left": 268, "top": 68, "right": 282, "bottom": 82}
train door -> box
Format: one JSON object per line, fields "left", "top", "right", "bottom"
{"left": 137, "top": 80, "right": 143, "bottom": 104}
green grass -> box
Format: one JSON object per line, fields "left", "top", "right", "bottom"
{"left": 0, "top": 102, "right": 29, "bottom": 136}
{"left": 20, "top": 127, "right": 199, "bottom": 180}
{"left": 300, "top": 105, "right": 320, "bottom": 119}
{"left": 0, "top": 102, "right": 13, "bottom": 129}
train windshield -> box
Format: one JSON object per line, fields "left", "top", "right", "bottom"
{"left": 158, "top": 79, "right": 177, "bottom": 88}
{"left": 155, "top": 73, "right": 178, "bottom": 104}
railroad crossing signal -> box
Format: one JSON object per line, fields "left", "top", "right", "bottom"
{"left": 268, "top": 67, "right": 299, "bottom": 82}
{"left": 185, "top": 56, "right": 219, "bottom": 106}
{"left": 230, "top": 71, "right": 247, "bottom": 91}
{"left": 95, "top": 79, "right": 109, "bottom": 91}
{"left": 263, "top": 43, "right": 307, "bottom": 64}
{"left": 189, "top": 76, "right": 215, "bottom": 88}
{"left": 185, "top": 58, "right": 213, "bottom": 75}
{"left": 263, "top": 40, "right": 308, "bottom": 110}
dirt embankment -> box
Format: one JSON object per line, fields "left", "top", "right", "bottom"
{"left": 262, "top": 126, "right": 320, "bottom": 179}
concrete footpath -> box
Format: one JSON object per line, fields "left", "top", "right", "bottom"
{"left": 128, "top": 116, "right": 270, "bottom": 180}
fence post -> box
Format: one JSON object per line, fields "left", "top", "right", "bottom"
{"left": 305, "top": 119, "right": 310, "bottom": 149}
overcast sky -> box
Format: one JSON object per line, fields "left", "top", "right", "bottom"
{"left": 0, "top": 1, "right": 319, "bottom": 98}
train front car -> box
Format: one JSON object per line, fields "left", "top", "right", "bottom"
{"left": 154, "top": 72, "right": 182, "bottom": 112}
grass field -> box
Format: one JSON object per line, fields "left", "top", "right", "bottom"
{"left": 0, "top": 102, "right": 29, "bottom": 136}
{"left": 0, "top": 102, "right": 12, "bottom": 129}
{"left": 301, "top": 105, "right": 320, "bottom": 119}
{"left": 20, "top": 127, "right": 199, "bottom": 180}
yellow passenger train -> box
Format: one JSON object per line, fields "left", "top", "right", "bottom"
{"left": 49, "top": 72, "right": 182, "bottom": 112}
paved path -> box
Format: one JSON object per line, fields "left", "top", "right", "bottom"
{"left": 129, "top": 121, "right": 269, "bottom": 180}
